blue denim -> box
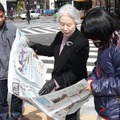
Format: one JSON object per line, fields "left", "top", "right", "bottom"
{"left": 0, "top": 80, "right": 23, "bottom": 120}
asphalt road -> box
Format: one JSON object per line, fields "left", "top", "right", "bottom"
{"left": 27, "top": 33, "right": 55, "bottom": 45}
{"left": 10, "top": 16, "right": 58, "bottom": 45}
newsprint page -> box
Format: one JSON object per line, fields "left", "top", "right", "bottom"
{"left": 8, "top": 29, "right": 93, "bottom": 120}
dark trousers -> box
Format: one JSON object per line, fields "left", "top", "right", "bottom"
{"left": 27, "top": 17, "right": 30, "bottom": 24}
{"left": 0, "top": 80, "right": 23, "bottom": 120}
{"left": 66, "top": 109, "right": 80, "bottom": 120}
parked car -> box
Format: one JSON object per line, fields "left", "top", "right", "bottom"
{"left": 20, "top": 10, "right": 40, "bottom": 20}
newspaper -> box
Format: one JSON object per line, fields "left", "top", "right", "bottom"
{"left": 8, "top": 29, "right": 93, "bottom": 120}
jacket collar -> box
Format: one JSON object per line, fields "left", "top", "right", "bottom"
{"left": 0, "top": 21, "right": 6, "bottom": 31}
{"left": 53, "top": 28, "right": 78, "bottom": 71}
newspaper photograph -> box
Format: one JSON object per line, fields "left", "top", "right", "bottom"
{"left": 8, "top": 29, "right": 93, "bottom": 120}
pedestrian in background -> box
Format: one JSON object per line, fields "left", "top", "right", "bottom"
{"left": 81, "top": 7, "right": 120, "bottom": 120}
{"left": 29, "top": 4, "right": 89, "bottom": 120}
{"left": 26, "top": 9, "right": 30, "bottom": 24}
{"left": 0, "top": 3, "right": 29, "bottom": 120}
{"left": 9, "top": 9, "right": 13, "bottom": 20}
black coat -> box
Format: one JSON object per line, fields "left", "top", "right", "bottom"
{"left": 26, "top": 10, "right": 30, "bottom": 20}
{"left": 35, "top": 28, "right": 89, "bottom": 89}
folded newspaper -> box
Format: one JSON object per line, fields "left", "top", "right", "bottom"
{"left": 8, "top": 29, "right": 93, "bottom": 120}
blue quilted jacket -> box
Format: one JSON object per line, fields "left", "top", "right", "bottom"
{"left": 89, "top": 41, "right": 120, "bottom": 119}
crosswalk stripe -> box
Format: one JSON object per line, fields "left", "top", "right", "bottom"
{"left": 87, "top": 66, "right": 94, "bottom": 72}
{"left": 89, "top": 41, "right": 93, "bottom": 43}
{"left": 39, "top": 53, "right": 97, "bottom": 61}
{"left": 43, "top": 57, "right": 96, "bottom": 69}
{"left": 38, "top": 24, "right": 59, "bottom": 28}
{"left": 45, "top": 27, "right": 59, "bottom": 32}
{"left": 89, "top": 52, "right": 97, "bottom": 56}
{"left": 43, "top": 62, "right": 95, "bottom": 70}
{"left": 88, "top": 58, "right": 96, "bottom": 62}
{"left": 20, "top": 27, "right": 60, "bottom": 35}
{"left": 39, "top": 56, "right": 54, "bottom": 60}
{"left": 90, "top": 44, "right": 95, "bottom": 47}
{"left": 90, "top": 48, "right": 98, "bottom": 51}
{"left": 32, "top": 28, "right": 53, "bottom": 33}
{"left": 45, "top": 66, "right": 95, "bottom": 80}
{"left": 22, "top": 28, "right": 40, "bottom": 34}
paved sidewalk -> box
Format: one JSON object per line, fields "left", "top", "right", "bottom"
{"left": 22, "top": 97, "right": 97, "bottom": 120}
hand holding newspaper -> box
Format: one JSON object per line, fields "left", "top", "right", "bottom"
{"left": 8, "top": 29, "right": 93, "bottom": 120}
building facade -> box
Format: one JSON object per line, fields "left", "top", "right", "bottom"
{"left": 0, "top": 0, "right": 17, "bottom": 14}
{"left": 0, "top": 0, "right": 119, "bottom": 17}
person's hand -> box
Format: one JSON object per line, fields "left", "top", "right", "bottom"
{"left": 38, "top": 79, "right": 56, "bottom": 95}
{"left": 85, "top": 80, "right": 92, "bottom": 91}
{"left": 28, "top": 41, "right": 38, "bottom": 52}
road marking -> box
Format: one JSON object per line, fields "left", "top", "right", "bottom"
{"left": 89, "top": 52, "right": 97, "bottom": 56}
{"left": 87, "top": 58, "right": 96, "bottom": 62}
{"left": 22, "top": 28, "right": 40, "bottom": 34}
{"left": 32, "top": 28, "right": 53, "bottom": 33}
{"left": 90, "top": 48, "right": 98, "bottom": 51}
{"left": 44, "top": 65, "right": 95, "bottom": 80}
{"left": 45, "top": 27, "right": 59, "bottom": 32}
{"left": 39, "top": 53, "right": 97, "bottom": 61}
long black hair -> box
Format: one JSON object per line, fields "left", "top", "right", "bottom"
{"left": 81, "top": 7, "right": 120, "bottom": 47}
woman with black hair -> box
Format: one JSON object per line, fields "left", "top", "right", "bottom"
{"left": 81, "top": 7, "right": 120, "bottom": 120}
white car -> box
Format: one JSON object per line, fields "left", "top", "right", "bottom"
{"left": 20, "top": 10, "right": 40, "bottom": 20}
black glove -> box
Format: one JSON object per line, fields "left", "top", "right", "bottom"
{"left": 38, "top": 79, "right": 56, "bottom": 95}
{"left": 28, "top": 41, "right": 38, "bottom": 52}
